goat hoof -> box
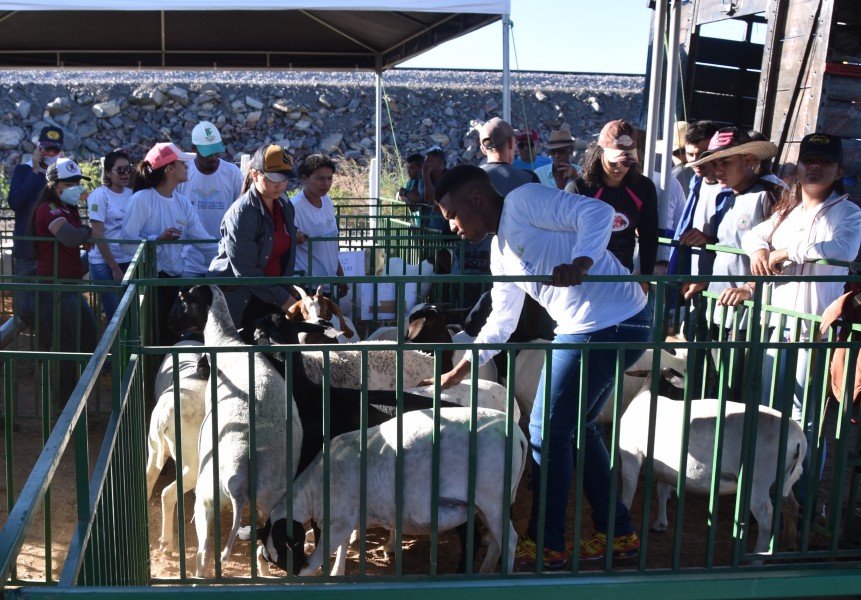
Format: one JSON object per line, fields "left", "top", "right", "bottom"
{"left": 650, "top": 523, "right": 668, "bottom": 533}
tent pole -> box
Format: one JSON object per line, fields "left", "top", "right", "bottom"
{"left": 644, "top": 0, "right": 666, "bottom": 180}
{"left": 658, "top": 0, "right": 682, "bottom": 234}
{"left": 371, "top": 67, "right": 383, "bottom": 231}
{"left": 502, "top": 14, "right": 511, "bottom": 121}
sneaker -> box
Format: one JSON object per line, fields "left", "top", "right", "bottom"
{"left": 578, "top": 531, "right": 640, "bottom": 561}
{"left": 515, "top": 536, "right": 568, "bottom": 571}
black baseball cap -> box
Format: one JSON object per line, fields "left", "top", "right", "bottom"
{"left": 798, "top": 133, "right": 843, "bottom": 164}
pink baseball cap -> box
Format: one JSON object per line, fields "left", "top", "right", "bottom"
{"left": 144, "top": 142, "right": 196, "bottom": 170}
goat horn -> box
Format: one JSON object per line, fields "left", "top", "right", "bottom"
{"left": 315, "top": 285, "right": 324, "bottom": 296}
{"left": 293, "top": 285, "right": 308, "bottom": 299}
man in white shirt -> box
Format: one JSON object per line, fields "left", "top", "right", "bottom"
{"left": 427, "top": 165, "right": 652, "bottom": 570}
{"left": 178, "top": 120, "right": 243, "bottom": 277}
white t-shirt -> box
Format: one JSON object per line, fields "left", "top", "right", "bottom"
{"left": 120, "top": 188, "right": 214, "bottom": 277}
{"left": 473, "top": 183, "right": 647, "bottom": 366}
{"left": 87, "top": 186, "right": 134, "bottom": 264}
{"left": 290, "top": 191, "right": 340, "bottom": 286}
{"left": 176, "top": 159, "right": 243, "bottom": 275}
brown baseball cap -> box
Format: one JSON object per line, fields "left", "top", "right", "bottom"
{"left": 251, "top": 144, "right": 295, "bottom": 181}
{"left": 598, "top": 120, "right": 638, "bottom": 162}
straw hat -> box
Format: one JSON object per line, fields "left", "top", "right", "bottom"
{"left": 688, "top": 127, "right": 777, "bottom": 167}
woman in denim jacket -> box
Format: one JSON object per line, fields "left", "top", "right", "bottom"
{"left": 208, "top": 144, "right": 306, "bottom": 328}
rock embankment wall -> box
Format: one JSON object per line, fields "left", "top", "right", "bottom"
{"left": 0, "top": 69, "right": 644, "bottom": 170}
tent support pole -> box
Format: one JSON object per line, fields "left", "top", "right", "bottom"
{"left": 502, "top": 13, "right": 511, "bottom": 121}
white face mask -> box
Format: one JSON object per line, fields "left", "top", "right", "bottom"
{"left": 59, "top": 185, "right": 84, "bottom": 206}
{"left": 42, "top": 154, "right": 59, "bottom": 167}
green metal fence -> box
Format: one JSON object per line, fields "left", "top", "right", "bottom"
{"left": 0, "top": 227, "right": 859, "bottom": 598}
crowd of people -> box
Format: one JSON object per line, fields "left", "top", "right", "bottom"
{"left": 6, "top": 114, "right": 856, "bottom": 571}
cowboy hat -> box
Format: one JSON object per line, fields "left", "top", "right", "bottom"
{"left": 689, "top": 127, "right": 777, "bottom": 167}
{"left": 545, "top": 128, "right": 576, "bottom": 150}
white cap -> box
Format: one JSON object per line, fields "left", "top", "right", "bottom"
{"left": 191, "top": 121, "right": 225, "bottom": 157}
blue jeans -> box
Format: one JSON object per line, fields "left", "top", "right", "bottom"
{"left": 527, "top": 304, "right": 653, "bottom": 551}
{"left": 89, "top": 261, "right": 130, "bottom": 323}
{"left": 761, "top": 332, "right": 827, "bottom": 506}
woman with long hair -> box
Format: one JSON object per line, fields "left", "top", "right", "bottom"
{"left": 573, "top": 120, "right": 659, "bottom": 282}
{"left": 121, "top": 142, "right": 212, "bottom": 344}
{"left": 32, "top": 158, "right": 98, "bottom": 406}
{"left": 87, "top": 148, "right": 134, "bottom": 322}
{"left": 208, "top": 144, "right": 306, "bottom": 328}
{"left": 741, "top": 133, "right": 861, "bottom": 500}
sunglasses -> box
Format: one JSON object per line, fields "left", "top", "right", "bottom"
{"left": 112, "top": 166, "right": 134, "bottom": 175}
{"left": 40, "top": 145, "right": 61, "bottom": 157}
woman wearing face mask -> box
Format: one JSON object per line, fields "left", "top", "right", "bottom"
{"left": 121, "top": 142, "right": 212, "bottom": 345}
{"left": 87, "top": 149, "right": 134, "bottom": 323}
{"left": 32, "top": 158, "right": 98, "bottom": 407}
{"left": 208, "top": 144, "right": 306, "bottom": 328}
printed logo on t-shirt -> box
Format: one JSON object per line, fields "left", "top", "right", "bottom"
{"left": 192, "top": 188, "right": 227, "bottom": 210}
{"left": 737, "top": 214, "right": 752, "bottom": 230}
{"left": 514, "top": 244, "right": 525, "bottom": 257}
{"left": 90, "top": 202, "right": 99, "bottom": 212}
{"left": 519, "top": 260, "right": 536, "bottom": 275}
{"left": 612, "top": 212, "right": 630, "bottom": 232}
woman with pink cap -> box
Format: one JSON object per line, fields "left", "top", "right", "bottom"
{"left": 121, "top": 141, "right": 212, "bottom": 344}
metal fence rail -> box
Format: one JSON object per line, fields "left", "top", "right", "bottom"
{"left": 0, "top": 235, "right": 858, "bottom": 598}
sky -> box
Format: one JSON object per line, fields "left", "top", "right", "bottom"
{"left": 401, "top": 0, "right": 655, "bottom": 74}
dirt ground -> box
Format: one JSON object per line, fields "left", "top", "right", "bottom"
{"left": 1, "top": 352, "right": 859, "bottom": 598}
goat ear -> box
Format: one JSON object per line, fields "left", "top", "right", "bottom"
{"left": 286, "top": 301, "right": 303, "bottom": 320}
{"left": 406, "top": 316, "right": 426, "bottom": 341}
{"left": 315, "top": 285, "right": 324, "bottom": 297}
{"left": 293, "top": 285, "right": 308, "bottom": 299}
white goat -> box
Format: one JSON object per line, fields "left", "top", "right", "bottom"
{"left": 169, "top": 285, "right": 303, "bottom": 577}
{"left": 405, "top": 380, "right": 520, "bottom": 423}
{"left": 259, "top": 407, "right": 527, "bottom": 576}
{"left": 145, "top": 340, "right": 207, "bottom": 556}
{"left": 619, "top": 370, "right": 807, "bottom": 554}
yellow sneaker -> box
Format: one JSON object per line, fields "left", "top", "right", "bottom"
{"left": 515, "top": 536, "right": 568, "bottom": 571}
{"left": 578, "top": 531, "right": 640, "bottom": 561}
